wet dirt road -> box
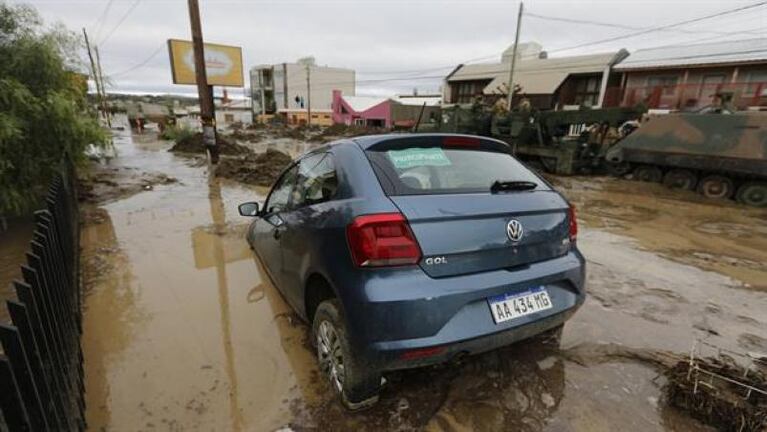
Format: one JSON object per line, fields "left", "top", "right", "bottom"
{"left": 81, "top": 118, "right": 767, "bottom": 431}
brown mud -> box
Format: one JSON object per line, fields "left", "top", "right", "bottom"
{"left": 214, "top": 149, "right": 293, "bottom": 187}
{"left": 169, "top": 132, "right": 253, "bottom": 155}
{"left": 0, "top": 217, "right": 34, "bottom": 323}
{"left": 80, "top": 115, "right": 764, "bottom": 431}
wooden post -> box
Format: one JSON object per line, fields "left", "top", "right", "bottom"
{"left": 187, "top": 0, "right": 219, "bottom": 164}
{"left": 93, "top": 46, "right": 111, "bottom": 128}
{"left": 506, "top": 2, "right": 524, "bottom": 111}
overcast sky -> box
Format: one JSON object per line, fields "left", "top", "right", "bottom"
{"left": 12, "top": 0, "right": 767, "bottom": 97}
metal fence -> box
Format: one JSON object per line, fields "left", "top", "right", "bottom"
{"left": 0, "top": 158, "right": 85, "bottom": 431}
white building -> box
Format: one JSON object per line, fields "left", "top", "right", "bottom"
{"left": 250, "top": 57, "right": 355, "bottom": 117}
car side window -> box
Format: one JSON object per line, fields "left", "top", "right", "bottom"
{"left": 293, "top": 153, "right": 338, "bottom": 208}
{"left": 264, "top": 164, "right": 299, "bottom": 214}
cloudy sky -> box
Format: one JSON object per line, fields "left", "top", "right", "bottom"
{"left": 13, "top": 0, "right": 767, "bottom": 97}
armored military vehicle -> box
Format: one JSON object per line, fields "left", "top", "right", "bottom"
{"left": 492, "top": 107, "right": 644, "bottom": 175}
{"left": 437, "top": 104, "right": 644, "bottom": 174}
{"left": 605, "top": 112, "right": 767, "bottom": 207}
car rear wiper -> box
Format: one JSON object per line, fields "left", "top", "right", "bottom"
{"left": 490, "top": 180, "right": 538, "bottom": 193}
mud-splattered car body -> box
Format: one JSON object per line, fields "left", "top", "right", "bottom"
{"left": 241, "top": 134, "right": 586, "bottom": 407}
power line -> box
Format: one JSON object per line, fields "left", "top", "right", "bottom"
{"left": 526, "top": 11, "right": 765, "bottom": 37}
{"left": 91, "top": 0, "right": 116, "bottom": 41}
{"left": 111, "top": 42, "right": 165, "bottom": 78}
{"left": 99, "top": 0, "right": 141, "bottom": 46}
{"left": 543, "top": 0, "right": 767, "bottom": 54}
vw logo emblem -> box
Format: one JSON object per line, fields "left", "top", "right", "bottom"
{"left": 506, "top": 220, "right": 523, "bottom": 242}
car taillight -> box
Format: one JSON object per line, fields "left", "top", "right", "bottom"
{"left": 568, "top": 204, "right": 578, "bottom": 242}
{"left": 346, "top": 213, "right": 422, "bottom": 267}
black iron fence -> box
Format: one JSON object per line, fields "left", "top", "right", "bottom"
{"left": 0, "top": 158, "right": 85, "bottom": 431}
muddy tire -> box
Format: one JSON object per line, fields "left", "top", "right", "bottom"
{"left": 606, "top": 161, "right": 632, "bottom": 177}
{"left": 662, "top": 169, "right": 697, "bottom": 190}
{"left": 633, "top": 165, "right": 663, "bottom": 183}
{"left": 312, "top": 299, "right": 381, "bottom": 410}
{"left": 697, "top": 175, "right": 735, "bottom": 200}
{"left": 735, "top": 182, "right": 767, "bottom": 207}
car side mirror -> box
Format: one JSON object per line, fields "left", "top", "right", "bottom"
{"left": 238, "top": 202, "right": 260, "bottom": 217}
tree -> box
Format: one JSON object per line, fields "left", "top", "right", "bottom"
{"left": 0, "top": 2, "right": 107, "bottom": 215}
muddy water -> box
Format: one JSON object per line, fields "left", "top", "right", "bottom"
{"left": 82, "top": 118, "right": 762, "bottom": 431}
{"left": 0, "top": 217, "right": 34, "bottom": 323}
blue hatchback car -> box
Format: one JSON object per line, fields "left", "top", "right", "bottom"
{"left": 239, "top": 134, "right": 586, "bottom": 409}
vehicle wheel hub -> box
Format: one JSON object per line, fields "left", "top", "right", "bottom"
{"left": 317, "top": 320, "right": 345, "bottom": 393}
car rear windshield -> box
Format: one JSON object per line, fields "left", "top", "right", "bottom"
{"left": 365, "top": 136, "right": 548, "bottom": 195}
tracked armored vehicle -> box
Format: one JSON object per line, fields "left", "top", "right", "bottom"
{"left": 605, "top": 112, "right": 767, "bottom": 207}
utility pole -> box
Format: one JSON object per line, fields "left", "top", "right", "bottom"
{"left": 506, "top": 2, "right": 524, "bottom": 111}
{"left": 94, "top": 46, "right": 111, "bottom": 128}
{"left": 187, "top": 0, "right": 219, "bottom": 164}
{"left": 82, "top": 28, "right": 107, "bottom": 125}
{"left": 305, "top": 63, "right": 312, "bottom": 127}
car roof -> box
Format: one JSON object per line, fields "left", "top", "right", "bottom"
{"left": 350, "top": 133, "right": 510, "bottom": 150}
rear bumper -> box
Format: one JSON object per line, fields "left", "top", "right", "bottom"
{"left": 336, "top": 250, "right": 586, "bottom": 371}
{"left": 377, "top": 305, "right": 579, "bottom": 371}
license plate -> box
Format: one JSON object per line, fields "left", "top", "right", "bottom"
{"left": 488, "top": 286, "right": 552, "bottom": 324}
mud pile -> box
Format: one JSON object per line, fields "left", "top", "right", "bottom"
{"left": 308, "top": 124, "right": 384, "bottom": 143}
{"left": 169, "top": 133, "right": 252, "bottom": 155}
{"left": 214, "top": 149, "right": 292, "bottom": 187}
{"left": 78, "top": 167, "right": 178, "bottom": 204}
{"left": 665, "top": 357, "right": 767, "bottom": 432}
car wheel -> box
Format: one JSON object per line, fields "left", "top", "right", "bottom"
{"left": 633, "top": 165, "right": 663, "bottom": 183}
{"left": 735, "top": 182, "right": 767, "bottom": 207}
{"left": 312, "top": 299, "right": 381, "bottom": 410}
{"left": 662, "top": 169, "right": 697, "bottom": 190}
{"left": 697, "top": 175, "right": 735, "bottom": 200}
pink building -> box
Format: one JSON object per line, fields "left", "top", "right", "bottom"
{"left": 332, "top": 90, "right": 443, "bottom": 128}
{"left": 332, "top": 90, "right": 392, "bottom": 128}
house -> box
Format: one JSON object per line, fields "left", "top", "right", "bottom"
{"left": 187, "top": 97, "right": 253, "bottom": 128}
{"left": 282, "top": 109, "right": 334, "bottom": 126}
{"left": 615, "top": 38, "right": 767, "bottom": 110}
{"left": 331, "top": 91, "right": 442, "bottom": 129}
{"left": 443, "top": 42, "right": 628, "bottom": 110}
{"left": 250, "top": 57, "right": 355, "bottom": 120}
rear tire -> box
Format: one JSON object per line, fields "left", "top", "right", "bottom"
{"left": 312, "top": 299, "right": 381, "bottom": 410}
{"left": 662, "top": 169, "right": 697, "bottom": 190}
{"left": 633, "top": 165, "right": 663, "bottom": 183}
{"left": 735, "top": 182, "right": 767, "bottom": 207}
{"left": 606, "top": 161, "right": 632, "bottom": 177}
{"left": 697, "top": 175, "right": 735, "bottom": 200}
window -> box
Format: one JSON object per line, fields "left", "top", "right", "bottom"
{"left": 647, "top": 75, "right": 679, "bottom": 95}
{"left": 264, "top": 164, "right": 299, "bottom": 214}
{"left": 744, "top": 70, "right": 767, "bottom": 97}
{"left": 451, "top": 80, "right": 490, "bottom": 104}
{"left": 292, "top": 153, "right": 338, "bottom": 207}
{"left": 366, "top": 140, "right": 547, "bottom": 196}
{"left": 354, "top": 118, "right": 365, "bottom": 126}
{"left": 224, "top": 113, "right": 234, "bottom": 123}
{"left": 573, "top": 76, "right": 601, "bottom": 107}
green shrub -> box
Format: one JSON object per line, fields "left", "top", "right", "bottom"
{"left": 0, "top": 2, "right": 107, "bottom": 215}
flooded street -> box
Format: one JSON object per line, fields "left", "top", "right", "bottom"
{"left": 80, "top": 117, "right": 767, "bottom": 431}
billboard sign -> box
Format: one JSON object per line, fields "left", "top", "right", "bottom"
{"left": 167, "top": 39, "right": 244, "bottom": 87}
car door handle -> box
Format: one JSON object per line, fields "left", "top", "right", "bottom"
{"left": 273, "top": 228, "right": 284, "bottom": 240}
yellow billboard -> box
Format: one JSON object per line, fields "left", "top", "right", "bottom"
{"left": 167, "top": 39, "right": 244, "bottom": 87}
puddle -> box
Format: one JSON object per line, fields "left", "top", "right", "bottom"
{"left": 81, "top": 117, "right": 765, "bottom": 431}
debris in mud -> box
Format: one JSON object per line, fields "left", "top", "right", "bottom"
{"left": 307, "top": 123, "right": 384, "bottom": 143}
{"left": 664, "top": 356, "right": 767, "bottom": 432}
{"left": 169, "top": 132, "right": 252, "bottom": 155}
{"left": 78, "top": 167, "right": 178, "bottom": 204}
{"left": 214, "top": 149, "right": 292, "bottom": 187}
